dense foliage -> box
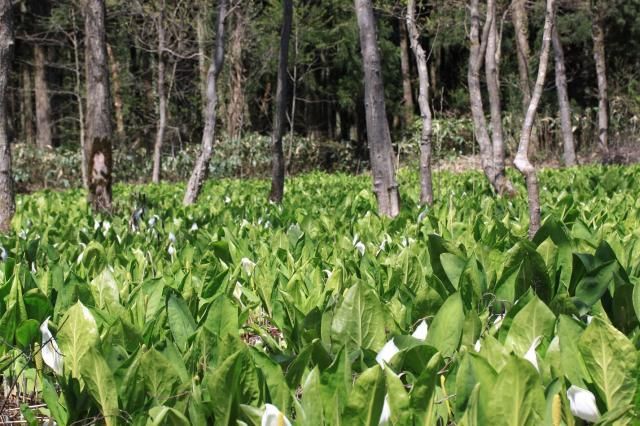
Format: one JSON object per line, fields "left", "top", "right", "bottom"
{"left": 1, "top": 166, "right": 639, "bottom": 424}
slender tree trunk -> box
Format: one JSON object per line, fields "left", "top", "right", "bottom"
{"left": 107, "top": 44, "right": 125, "bottom": 140}
{"left": 512, "top": 0, "right": 531, "bottom": 110}
{"left": 514, "top": 0, "right": 556, "bottom": 239}
{"left": 184, "top": 0, "right": 228, "bottom": 205}
{"left": 152, "top": 7, "right": 167, "bottom": 183}
{"left": 269, "top": 0, "right": 293, "bottom": 203}
{"left": 406, "top": 0, "right": 433, "bottom": 205}
{"left": 226, "top": 6, "right": 246, "bottom": 140}
{"left": 355, "top": 0, "right": 400, "bottom": 217}
{"left": 34, "top": 45, "right": 52, "bottom": 149}
{"left": 0, "top": 0, "right": 15, "bottom": 232}
{"left": 468, "top": 0, "right": 501, "bottom": 192}
{"left": 399, "top": 21, "right": 414, "bottom": 127}
{"left": 591, "top": 2, "right": 609, "bottom": 159}
{"left": 552, "top": 23, "right": 576, "bottom": 166}
{"left": 71, "top": 10, "right": 88, "bottom": 188}
{"left": 83, "top": 0, "right": 113, "bottom": 213}
{"left": 484, "top": 0, "right": 514, "bottom": 195}
{"left": 196, "top": 3, "right": 208, "bottom": 113}
{"left": 20, "top": 63, "right": 34, "bottom": 145}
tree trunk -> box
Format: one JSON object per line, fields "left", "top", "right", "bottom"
{"left": 34, "top": 45, "right": 52, "bottom": 149}
{"left": 71, "top": 9, "right": 88, "bottom": 188}
{"left": 269, "top": 0, "right": 293, "bottom": 203}
{"left": 484, "top": 0, "right": 514, "bottom": 195}
{"left": 107, "top": 44, "right": 125, "bottom": 140}
{"left": 513, "top": 0, "right": 556, "bottom": 239}
{"left": 512, "top": 0, "right": 531, "bottom": 109}
{"left": 399, "top": 21, "right": 414, "bottom": 127}
{"left": 226, "top": 6, "right": 246, "bottom": 140}
{"left": 552, "top": 23, "right": 576, "bottom": 166}
{"left": 0, "top": 0, "right": 15, "bottom": 232}
{"left": 184, "top": 0, "right": 228, "bottom": 206}
{"left": 406, "top": 0, "right": 433, "bottom": 205}
{"left": 591, "top": 2, "right": 609, "bottom": 159}
{"left": 83, "top": 0, "right": 113, "bottom": 213}
{"left": 152, "top": 7, "right": 167, "bottom": 184}
{"left": 468, "top": 0, "right": 501, "bottom": 192}
{"left": 354, "top": 0, "right": 400, "bottom": 217}
{"left": 196, "top": 3, "right": 208, "bottom": 113}
{"left": 20, "top": 63, "right": 34, "bottom": 145}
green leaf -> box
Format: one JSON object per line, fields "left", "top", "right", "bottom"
{"left": 342, "top": 365, "right": 386, "bottom": 426}
{"left": 42, "top": 376, "right": 69, "bottom": 426}
{"left": 487, "top": 355, "right": 546, "bottom": 426}
{"left": 148, "top": 405, "right": 190, "bottom": 425}
{"left": 330, "top": 283, "right": 386, "bottom": 354}
{"left": 89, "top": 269, "right": 120, "bottom": 311}
{"left": 410, "top": 352, "right": 442, "bottom": 425}
{"left": 425, "top": 292, "right": 464, "bottom": 356}
{"left": 574, "top": 261, "right": 618, "bottom": 306}
{"left": 58, "top": 301, "right": 99, "bottom": 377}
{"left": 79, "top": 347, "right": 119, "bottom": 426}
{"left": 140, "top": 347, "right": 181, "bottom": 405}
{"left": 578, "top": 317, "right": 637, "bottom": 410}
{"left": 166, "top": 292, "right": 197, "bottom": 352}
{"left": 504, "top": 296, "right": 556, "bottom": 355}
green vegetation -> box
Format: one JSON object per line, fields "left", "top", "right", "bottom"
{"left": 1, "top": 166, "right": 639, "bottom": 424}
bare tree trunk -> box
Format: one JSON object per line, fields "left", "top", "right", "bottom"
{"left": 399, "top": 21, "right": 414, "bottom": 127}
{"left": 184, "top": 0, "right": 228, "bottom": 206}
{"left": 552, "top": 23, "right": 576, "bottom": 166}
{"left": 196, "top": 3, "right": 208, "bottom": 113}
{"left": 406, "top": 0, "right": 433, "bottom": 205}
{"left": 71, "top": 9, "right": 88, "bottom": 188}
{"left": 107, "top": 44, "right": 125, "bottom": 140}
{"left": 83, "top": 0, "right": 113, "bottom": 213}
{"left": 0, "top": 0, "right": 15, "bottom": 232}
{"left": 512, "top": 0, "right": 531, "bottom": 110}
{"left": 226, "top": 6, "right": 246, "bottom": 140}
{"left": 468, "top": 0, "right": 501, "bottom": 192}
{"left": 591, "top": 2, "right": 609, "bottom": 159}
{"left": 20, "top": 63, "right": 34, "bottom": 145}
{"left": 152, "top": 7, "right": 167, "bottom": 183}
{"left": 354, "top": 0, "right": 400, "bottom": 217}
{"left": 269, "top": 0, "right": 293, "bottom": 203}
{"left": 484, "top": 0, "right": 514, "bottom": 195}
{"left": 514, "top": 0, "right": 556, "bottom": 239}
{"left": 34, "top": 45, "right": 52, "bottom": 149}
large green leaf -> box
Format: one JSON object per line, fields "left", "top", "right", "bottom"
{"left": 504, "top": 296, "right": 556, "bottom": 355}
{"left": 342, "top": 365, "right": 386, "bottom": 426}
{"left": 58, "top": 301, "right": 99, "bottom": 377}
{"left": 89, "top": 269, "right": 120, "bottom": 311}
{"left": 425, "top": 292, "right": 464, "bottom": 356}
{"left": 79, "top": 347, "right": 119, "bottom": 426}
{"left": 487, "top": 355, "right": 546, "bottom": 426}
{"left": 166, "top": 292, "right": 197, "bottom": 352}
{"left": 330, "top": 283, "right": 386, "bottom": 354}
{"left": 578, "top": 317, "right": 637, "bottom": 410}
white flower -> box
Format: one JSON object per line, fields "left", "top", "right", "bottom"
{"left": 412, "top": 320, "right": 428, "bottom": 340}
{"left": 233, "top": 282, "right": 243, "bottom": 301}
{"left": 417, "top": 209, "right": 428, "bottom": 223}
{"left": 376, "top": 339, "right": 400, "bottom": 369}
{"left": 323, "top": 269, "right": 332, "bottom": 279}
{"left": 0, "top": 246, "right": 7, "bottom": 261}
{"left": 241, "top": 257, "right": 256, "bottom": 274}
{"left": 567, "top": 385, "right": 600, "bottom": 423}
{"left": 168, "top": 232, "right": 176, "bottom": 243}
{"left": 524, "top": 336, "right": 542, "bottom": 372}
{"left": 93, "top": 221, "right": 100, "bottom": 230}
{"left": 355, "top": 241, "right": 366, "bottom": 256}
{"left": 102, "top": 221, "right": 111, "bottom": 233}
{"left": 379, "top": 395, "right": 391, "bottom": 425}
{"left": 148, "top": 215, "right": 159, "bottom": 227}
{"left": 474, "top": 339, "right": 482, "bottom": 352}
{"left": 168, "top": 244, "right": 176, "bottom": 256}
{"left": 224, "top": 196, "right": 231, "bottom": 204}
{"left": 492, "top": 313, "right": 505, "bottom": 330}
{"left": 19, "top": 229, "right": 27, "bottom": 239}
{"left": 261, "top": 403, "right": 291, "bottom": 426}
{"left": 190, "top": 223, "right": 198, "bottom": 232}
{"left": 40, "top": 317, "right": 63, "bottom": 375}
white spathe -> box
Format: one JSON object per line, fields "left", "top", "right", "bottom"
{"left": 241, "top": 257, "right": 256, "bottom": 274}
{"left": 355, "top": 241, "right": 366, "bottom": 256}
{"left": 474, "top": 339, "right": 482, "bottom": 352}
{"left": 379, "top": 395, "right": 391, "bottom": 425}
{"left": 524, "top": 336, "right": 542, "bottom": 372}
{"left": 261, "top": 403, "right": 292, "bottom": 426}
{"left": 376, "top": 339, "right": 400, "bottom": 369}
{"left": 40, "top": 317, "right": 63, "bottom": 375}
{"left": 412, "top": 320, "right": 428, "bottom": 340}
{"left": 567, "top": 385, "right": 601, "bottom": 423}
